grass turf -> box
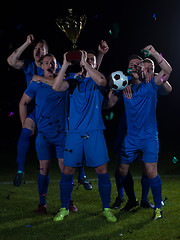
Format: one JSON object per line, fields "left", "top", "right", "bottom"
{"left": 0, "top": 150, "right": 180, "bottom": 240}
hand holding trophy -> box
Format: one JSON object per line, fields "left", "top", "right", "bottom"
{"left": 56, "top": 9, "right": 87, "bottom": 64}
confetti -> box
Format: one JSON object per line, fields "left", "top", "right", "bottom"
{"left": 25, "top": 225, "right": 32, "bottom": 228}
{"left": 105, "top": 112, "right": 114, "bottom": 120}
{"left": 8, "top": 112, "right": 14, "bottom": 117}
{"left": 141, "top": 49, "right": 149, "bottom": 57}
{"left": 127, "top": 68, "right": 134, "bottom": 75}
{"left": 172, "top": 156, "right": 178, "bottom": 164}
{"left": 153, "top": 13, "right": 157, "bottom": 21}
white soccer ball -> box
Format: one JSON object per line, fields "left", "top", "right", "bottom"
{"left": 111, "top": 71, "right": 128, "bottom": 91}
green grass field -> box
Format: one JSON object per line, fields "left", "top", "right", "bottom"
{"left": 0, "top": 150, "right": 180, "bottom": 240}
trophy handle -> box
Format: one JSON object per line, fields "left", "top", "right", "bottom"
{"left": 56, "top": 19, "right": 65, "bottom": 32}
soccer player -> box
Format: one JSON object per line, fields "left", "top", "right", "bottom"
{"left": 52, "top": 50, "right": 117, "bottom": 222}
{"left": 19, "top": 54, "right": 68, "bottom": 214}
{"left": 112, "top": 57, "right": 172, "bottom": 210}
{"left": 7, "top": 34, "right": 49, "bottom": 186}
{"left": 109, "top": 45, "right": 172, "bottom": 220}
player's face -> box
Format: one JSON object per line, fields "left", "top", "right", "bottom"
{"left": 143, "top": 62, "right": 154, "bottom": 79}
{"left": 42, "top": 56, "right": 57, "bottom": 77}
{"left": 33, "top": 43, "right": 48, "bottom": 62}
{"left": 87, "top": 53, "right": 97, "bottom": 69}
{"left": 128, "top": 59, "right": 142, "bottom": 79}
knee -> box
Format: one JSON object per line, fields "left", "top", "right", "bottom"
{"left": 119, "top": 167, "right": 127, "bottom": 177}
{"left": 63, "top": 166, "right": 75, "bottom": 175}
{"left": 146, "top": 169, "right": 157, "bottom": 179}
{"left": 40, "top": 167, "right": 49, "bottom": 176}
{"left": 95, "top": 164, "right": 107, "bottom": 174}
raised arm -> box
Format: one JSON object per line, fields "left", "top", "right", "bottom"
{"left": 158, "top": 81, "right": 172, "bottom": 95}
{"left": 19, "top": 93, "right": 33, "bottom": 127}
{"left": 52, "top": 53, "right": 71, "bottom": 92}
{"left": 80, "top": 51, "right": 107, "bottom": 87}
{"left": 7, "top": 34, "right": 34, "bottom": 70}
{"left": 96, "top": 40, "right": 109, "bottom": 70}
{"left": 143, "top": 45, "right": 172, "bottom": 86}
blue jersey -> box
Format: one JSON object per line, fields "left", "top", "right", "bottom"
{"left": 123, "top": 77, "right": 159, "bottom": 138}
{"left": 25, "top": 81, "right": 66, "bottom": 137}
{"left": 66, "top": 74, "right": 106, "bottom": 133}
{"left": 23, "top": 59, "right": 61, "bottom": 86}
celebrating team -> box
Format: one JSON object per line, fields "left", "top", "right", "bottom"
{"left": 7, "top": 34, "right": 172, "bottom": 222}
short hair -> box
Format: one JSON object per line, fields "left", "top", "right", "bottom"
{"left": 143, "top": 58, "right": 154, "bottom": 64}
{"left": 33, "top": 39, "right": 49, "bottom": 52}
{"left": 85, "top": 49, "right": 97, "bottom": 57}
{"left": 128, "top": 54, "right": 143, "bottom": 64}
{"left": 40, "top": 53, "right": 56, "bottom": 64}
{"left": 143, "top": 58, "right": 155, "bottom": 70}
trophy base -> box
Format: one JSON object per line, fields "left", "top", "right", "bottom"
{"left": 66, "top": 51, "right": 81, "bottom": 64}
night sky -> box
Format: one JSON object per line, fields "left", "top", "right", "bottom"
{"left": 0, "top": 1, "right": 179, "bottom": 158}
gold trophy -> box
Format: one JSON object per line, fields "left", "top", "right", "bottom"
{"left": 56, "top": 9, "right": 87, "bottom": 63}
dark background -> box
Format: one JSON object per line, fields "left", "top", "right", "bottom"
{"left": 0, "top": 0, "right": 179, "bottom": 161}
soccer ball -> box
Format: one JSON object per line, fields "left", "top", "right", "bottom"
{"left": 110, "top": 71, "right": 128, "bottom": 91}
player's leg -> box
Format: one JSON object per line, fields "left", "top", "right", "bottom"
{"left": 119, "top": 163, "right": 139, "bottom": 211}
{"left": 58, "top": 158, "right": 77, "bottom": 213}
{"left": 140, "top": 163, "right": 154, "bottom": 208}
{"left": 95, "top": 163, "right": 116, "bottom": 223}
{"left": 37, "top": 159, "right": 50, "bottom": 214}
{"left": 56, "top": 132, "right": 78, "bottom": 213}
{"left": 144, "top": 162, "right": 162, "bottom": 220}
{"left": 112, "top": 166, "right": 124, "bottom": 209}
{"left": 53, "top": 133, "right": 83, "bottom": 221}
{"left": 84, "top": 131, "right": 116, "bottom": 222}
{"left": 13, "top": 112, "right": 35, "bottom": 187}
{"left": 53, "top": 166, "right": 75, "bottom": 221}
{"left": 142, "top": 138, "right": 162, "bottom": 220}
{"left": 35, "top": 133, "right": 52, "bottom": 214}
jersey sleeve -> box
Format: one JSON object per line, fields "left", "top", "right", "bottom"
{"left": 150, "top": 76, "right": 160, "bottom": 91}
{"left": 22, "top": 59, "right": 32, "bottom": 74}
{"left": 24, "top": 81, "right": 38, "bottom": 99}
{"left": 56, "top": 62, "right": 61, "bottom": 73}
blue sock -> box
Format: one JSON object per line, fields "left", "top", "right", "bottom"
{"left": 38, "top": 173, "right": 49, "bottom": 204}
{"left": 141, "top": 174, "right": 150, "bottom": 202}
{"left": 97, "top": 172, "right": 111, "bottom": 210}
{"left": 122, "top": 172, "right": 136, "bottom": 201}
{"left": 16, "top": 128, "right": 32, "bottom": 172}
{"left": 60, "top": 173, "right": 74, "bottom": 210}
{"left": 149, "top": 175, "right": 162, "bottom": 209}
{"left": 115, "top": 169, "right": 124, "bottom": 199}
{"left": 78, "top": 166, "right": 85, "bottom": 179}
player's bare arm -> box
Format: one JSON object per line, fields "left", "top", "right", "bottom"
{"left": 143, "top": 45, "right": 172, "bottom": 85}
{"left": 96, "top": 40, "right": 109, "bottom": 70}
{"left": 52, "top": 53, "right": 71, "bottom": 92}
{"left": 158, "top": 81, "right": 172, "bottom": 95}
{"left": 7, "top": 34, "right": 34, "bottom": 70}
{"left": 31, "top": 75, "right": 55, "bottom": 86}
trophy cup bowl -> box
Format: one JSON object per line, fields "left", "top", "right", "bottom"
{"left": 56, "top": 9, "right": 87, "bottom": 64}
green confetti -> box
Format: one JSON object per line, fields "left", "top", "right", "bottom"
{"left": 141, "top": 49, "right": 149, "bottom": 57}
{"left": 172, "top": 156, "right": 178, "bottom": 164}
{"left": 127, "top": 68, "right": 134, "bottom": 75}
{"left": 105, "top": 112, "right": 114, "bottom": 120}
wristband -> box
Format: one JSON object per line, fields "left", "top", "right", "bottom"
{"left": 161, "top": 74, "right": 166, "bottom": 83}
{"left": 158, "top": 53, "right": 163, "bottom": 65}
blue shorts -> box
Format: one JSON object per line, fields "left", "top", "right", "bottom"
{"left": 63, "top": 131, "right": 109, "bottom": 168}
{"left": 36, "top": 131, "right": 66, "bottom": 160}
{"left": 118, "top": 134, "right": 159, "bottom": 164}
{"left": 27, "top": 110, "right": 36, "bottom": 123}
